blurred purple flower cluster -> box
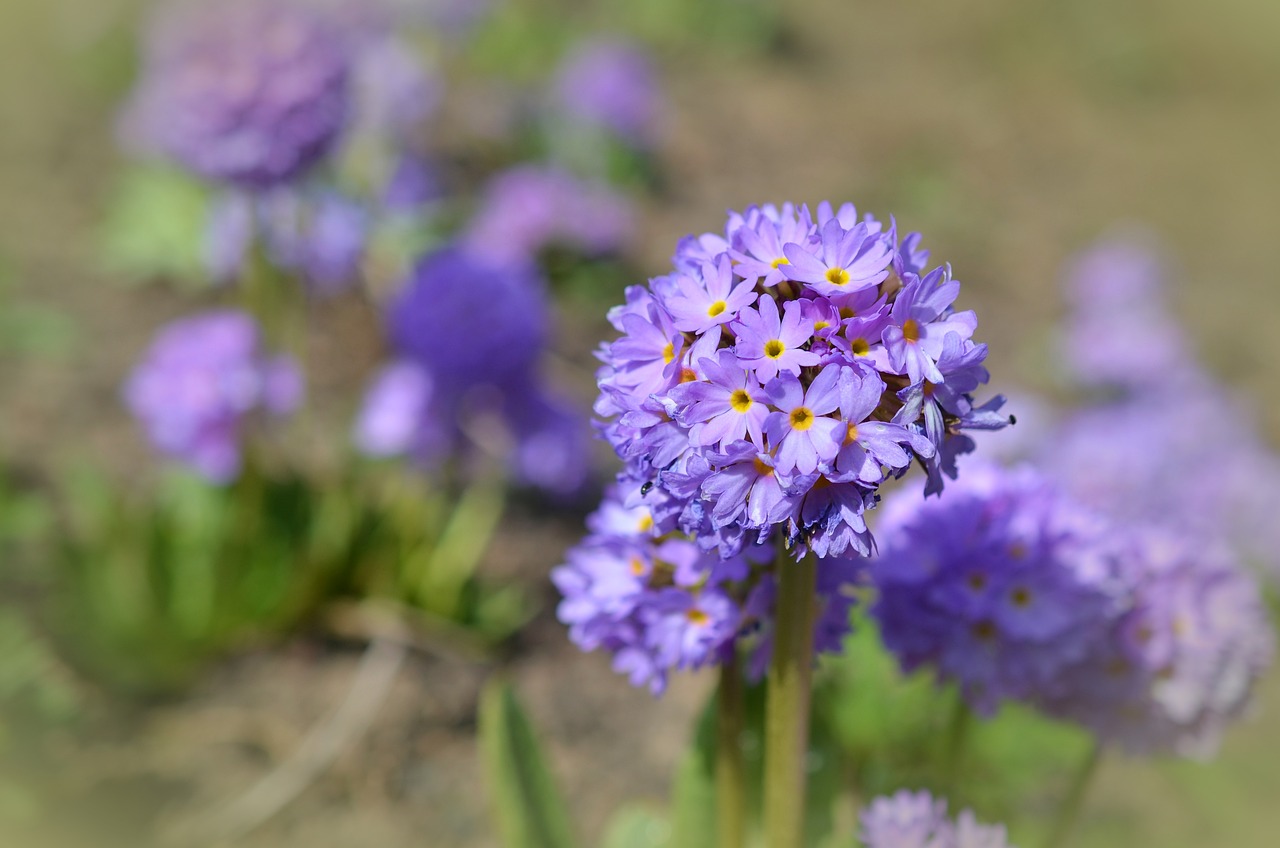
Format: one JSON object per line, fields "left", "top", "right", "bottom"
{"left": 552, "top": 39, "right": 661, "bottom": 148}
{"left": 124, "top": 310, "right": 301, "bottom": 482}
{"left": 354, "top": 247, "right": 589, "bottom": 495}
{"left": 860, "top": 789, "right": 1015, "bottom": 848}
{"left": 124, "top": 0, "right": 352, "bottom": 190}
{"left": 874, "top": 461, "right": 1273, "bottom": 756}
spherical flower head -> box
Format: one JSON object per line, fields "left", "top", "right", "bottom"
{"left": 1037, "top": 531, "right": 1274, "bottom": 758}
{"left": 356, "top": 245, "right": 589, "bottom": 495}
{"left": 1060, "top": 233, "right": 1194, "bottom": 392}
{"left": 552, "top": 38, "right": 660, "bottom": 146}
{"left": 594, "top": 202, "right": 1007, "bottom": 564}
{"left": 123, "top": 310, "right": 302, "bottom": 482}
{"left": 125, "top": 0, "right": 352, "bottom": 189}
{"left": 872, "top": 462, "right": 1124, "bottom": 715}
{"left": 860, "top": 790, "right": 1015, "bottom": 848}
{"left": 462, "top": 166, "right": 634, "bottom": 264}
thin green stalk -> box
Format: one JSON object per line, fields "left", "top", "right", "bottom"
{"left": 716, "top": 656, "right": 747, "bottom": 848}
{"left": 764, "top": 547, "right": 817, "bottom": 848}
{"left": 941, "top": 691, "right": 973, "bottom": 795}
{"left": 412, "top": 473, "right": 507, "bottom": 618}
{"left": 1044, "top": 741, "right": 1103, "bottom": 848}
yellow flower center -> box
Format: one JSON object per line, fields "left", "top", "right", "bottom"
{"left": 752, "top": 457, "right": 774, "bottom": 477}
{"left": 1010, "top": 587, "right": 1032, "bottom": 608}
{"left": 902, "top": 319, "right": 921, "bottom": 343}
{"left": 763, "top": 339, "right": 785, "bottom": 359}
{"left": 629, "top": 556, "right": 646, "bottom": 577}
{"left": 770, "top": 257, "right": 790, "bottom": 269}
{"left": 813, "top": 320, "right": 830, "bottom": 332}
{"left": 789, "top": 407, "right": 814, "bottom": 431}
{"left": 825, "top": 267, "right": 851, "bottom": 287}
{"left": 844, "top": 422, "right": 859, "bottom": 444}
{"left": 730, "top": 389, "right": 753, "bottom": 413}
{"left": 679, "top": 367, "right": 698, "bottom": 383}
{"left": 637, "top": 514, "right": 654, "bottom": 533}
{"left": 687, "top": 608, "right": 710, "bottom": 625}
{"left": 662, "top": 341, "right": 675, "bottom": 364}
{"left": 838, "top": 307, "right": 855, "bottom": 320}
{"left": 850, "top": 337, "right": 871, "bottom": 356}
{"left": 707, "top": 300, "right": 728, "bottom": 318}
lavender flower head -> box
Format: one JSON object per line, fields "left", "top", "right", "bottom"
{"left": 595, "top": 202, "right": 1008, "bottom": 563}
{"left": 125, "top": 0, "right": 352, "bottom": 189}
{"left": 1060, "top": 234, "right": 1194, "bottom": 393}
{"left": 552, "top": 39, "right": 661, "bottom": 146}
{"left": 1037, "top": 531, "right": 1273, "bottom": 758}
{"left": 552, "top": 486, "right": 865, "bottom": 694}
{"left": 873, "top": 463, "right": 1124, "bottom": 715}
{"left": 124, "top": 310, "right": 302, "bottom": 482}
{"left": 558, "top": 202, "right": 1007, "bottom": 692}
{"left": 860, "top": 790, "right": 1015, "bottom": 848}
{"left": 462, "top": 166, "right": 635, "bottom": 264}
{"left": 353, "top": 246, "right": 589, "bottom": 494}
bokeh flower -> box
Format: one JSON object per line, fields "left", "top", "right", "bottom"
{"left": 124, "top": 0, "right": 352, "bottom": 189}
{"left": 124, "top": 310, "right": 302, "bottom": 482}
{"left": 552, "top": 39, "right": 660, "bottom": 147}
{"left": 860, "top": 789, "right": 1015, "bottom": 848}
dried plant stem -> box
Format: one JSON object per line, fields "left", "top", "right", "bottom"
{"left": 763, "top": 549, "right": 817, "bottom": 848}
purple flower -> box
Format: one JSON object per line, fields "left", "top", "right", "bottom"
{"left": 124, "top": 310, "right": 301, "bottom": 482}
{"left": 355, "top": 245, "right": 589, "bottom": 494}
{"left": 124, "top": 0, "right": 352, "bottom": 189}
{"left": 733, "top": 296, "right": 820, "bottom": 382}
{"left": 763, "top": 366, "right": 845, "bottom": 476}
{"left": 882, "top": 267, "right": 976, "bottom": 385}
{"left": 782, "top": 218, "right": 893, "bottom": 296}
{"left": 462, "top": 165, "right": 634, "bottom": 264}
{"left": 668, "top": 350, "right": 769, "bottom": 449}
{"left": 552, "top": 39, "right": 660, "bottom": 147}
{"left": 663, "top": 255, "right": 758, "bottom": 334}
{"left": 873, "top": 463, "right": 1122, "bottom": 716}
{"left": 860, "top": 790, "right": 1015, "bottom": 848}
{"left": 567, "top": 203, "right": 1006, "bottom": 693}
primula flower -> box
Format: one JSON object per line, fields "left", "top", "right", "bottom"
{"left": 562, "top": 202, "right": 1007, "bottom": 693}
{"left": 552, "top": 38, "right": 660, "bottom": 147}
{"left": 124, "top": 310, "right": 301, "bottom": 482}
{"left": 354, "top": 246, "right": 588, "bottom": 494}
{"left": 124, "top": 0, "right": 352, "bottom": 189}
{"left": 859, "top": 790, "right": 1016, "bottom": 848}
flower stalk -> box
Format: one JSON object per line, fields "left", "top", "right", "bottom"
{"left": 716, "top": 656, "right": 747, "bottom": 848}
{"left": 764, "top": 547, "right": 817, "bottom": 848}
{"left": 1044, "top": 740, "right": 1102, "bottom": 848}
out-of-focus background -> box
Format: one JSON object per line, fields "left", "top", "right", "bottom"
{"left": 1, "top": 0, "right": 1279, "bottom": 846}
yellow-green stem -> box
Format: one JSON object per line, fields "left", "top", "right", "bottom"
{"left": 1044, "top": 740, "right": 1102, "bottom": 848}
{"left": 764, "top": 548, "right": 817, "bottom": 848}
{"left": 716, "top": 657, "right": 747, "bottom": 848}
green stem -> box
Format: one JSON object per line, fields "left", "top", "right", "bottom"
{"left": 941, "top": 691, "right": 973, "bottom": 795}
{"left": 716, "top": 656, "right": 747, "bottom": 848}
{"left": 1044, "top": 741, "right": 1103, "bottom": 848}
{"left": 764, "top": 548, "right": 817, "bottom": 848}
{"left": 412, "top": 473, "right": 507, "bottom": 618}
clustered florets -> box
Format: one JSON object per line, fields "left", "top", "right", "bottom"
{"left": 124, "top": 310, "right": 302, "bottom": 482}
{"left": 874, "top": 462, "right": 1274, "bottom": 756}
{"left": 126, "top": 0, "right": 352, "bottom": 189}
{"left": 859, "top": 789, "right": 1015, "bottom": 848}
{"left": 557, "top": 202, "right": 1007, "bottom": 693}
{"left": 595, "top": 202, "right": 1008, "bottom": 562}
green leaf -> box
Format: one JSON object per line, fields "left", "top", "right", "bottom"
{"left": 478, "top": 679, "right": 577, "bottom": 848}
{"left": 668, "top": 748, "right": 716, "bottom": 848}
{"left": 601, "top": 806, "right": 669, "bottom": 848}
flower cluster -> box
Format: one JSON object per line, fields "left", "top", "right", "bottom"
{"left": 124, "top": 310, "right": 302, "bottom": 482}
{"left": 873, "top": 462, "right": 1273, "bottom": 756}
{"left": 552, "top": 38, "right": 660, "bottom": 148}
{"left": 354, "top": 247, "right": 588, "bottom": 495}
{"left": 552, "top": 487, "right": 865, "bottom": 694}
{"left": 594, "top": 202, "right": 1008, "bottom": 562}
{"left": 124, "top": 0, "right": 352, "bottom": 189}
{"left": 873, "top": 463, "right": 1123, "bottom": 715}
{"left": 859, "top": 789, "right": 1015, "bottom": 848}
{"left": 461, "top": 166, "right": 635, "bottom": 265}
{"left": 1037, "top": 531, "right": 1273, "bottom": 757}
